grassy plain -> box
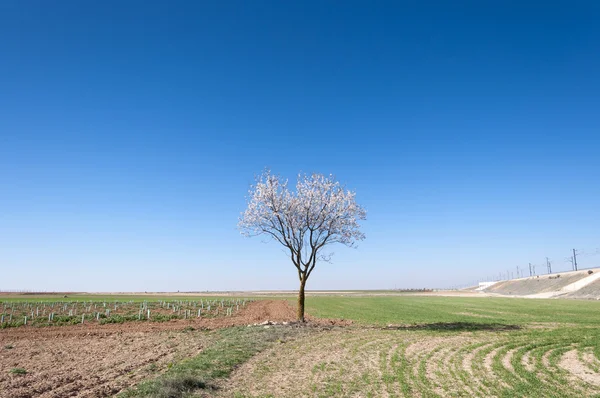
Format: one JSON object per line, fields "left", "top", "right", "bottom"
{"left": 220, "top": 296, "right": 600, "bottom": 397}
{"left": 5, "top": 293, "right": 600, "bottom": 397}
{"left": 305, "top": 295, "right": 600, "bottom": 326}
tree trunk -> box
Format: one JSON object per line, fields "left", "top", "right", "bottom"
{"left": 297, "top": 277, "right": 307, "bottom": 322}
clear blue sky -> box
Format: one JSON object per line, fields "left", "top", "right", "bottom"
{"left": 1, "top": 1, "right": 599, "bottom": 291}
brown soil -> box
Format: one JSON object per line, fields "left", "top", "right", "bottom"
{"left": 502, "top": 348, "right": 517, "bottom": 373}
{"left": 521, "top": 350, "right": 535, "bottom": 372}
{"left": 0, "top": 300, "right": 347, "bottom": 342}
{"left": 0, "top": 300, "right": 341, "bottom": 398}
{"left": 0, "top": 329, "right": 207, "bottom": 398}
{"left": 560, "top": 350, "right": 600, "bottom": 386}
{"left": 461, "top": 342, "right": 496, "bottom": 396}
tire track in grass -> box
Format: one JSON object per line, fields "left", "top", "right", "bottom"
{"left": 484, "top": 345, "right": 511, "bottom": 391}
{"left": 580, "top": 347, "right": 600, "bottom": 373}
{"left": 354, "top": 332, "right": 401, "bottom": 396}
{"left": 221, "top": 328, "right": 600, "bottom": 398}
{"left": 551, "top": 345, "right": 600, "bottom": 397}
{"left": 519, "top": 348, "right": 535, "bottom": 372}
{"left": 405, "top": 339, "right": 446, "bottom": 397}
{"left": 530, "top": 343, "right": 585, "bottom": 397}
{"left": 471, "top": 341, "right": 507, "bottom": 395}
{"left": 554, "top": 346, "right": 599, "bottom": 397}
{"left": 491, "top": 341, "right": 533, "bottom": 397}
{"left": 460, "top": 341, "right": 497, "bottom": 397}
{"left": 560, "top": 349, "right": 600, "bottom": 388}
{"left": 333, "top": 331, "right": 408, "bottom": 397}
{"left": 380, "top": 342, "right": 400, "bottom": 397}
{"left": 365, "top": 335, "right": 396, "bottom": 397}
{"left": 430, "top": 336, "right": 479, "bottom": 397}
{"left": 454, "top": 341, "right": 489, "bottom": 396}
{"left": 515, "top": 342, "right": 569, "bottom": 396}
{"left": 446, "top": 342, "right": 475, "bottom": 396}
{"left": 439, "top": 345, "right": 470, "bottom": 396}
{"left": 421, "top": 339, "right": 469, "bottom": 396}
{"left": 424, "top": 336, "right": 487, "bottom": 397}
{"left": 388, "top": 343, "right": 415, "bottom": 397}
{"left": 511, "top": 343, "right": 546, "bottom": 396}
{"left": 530, "top": 344, "right": 564, "bottom": 395}
{"left": 427, "top": 345, "right": 453, "bottom": 396}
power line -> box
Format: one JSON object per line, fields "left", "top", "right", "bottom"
{"left": 459, "top": 245, "right": 600, "bottom": 288}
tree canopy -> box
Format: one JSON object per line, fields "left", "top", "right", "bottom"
{"left": 239, "top": 170, "right": 366, "bottom": 321}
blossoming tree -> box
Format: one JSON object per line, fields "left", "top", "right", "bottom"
{"left": 238, "top": 170, "right": 367, "bottom": 322}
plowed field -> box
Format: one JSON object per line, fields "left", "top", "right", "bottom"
{"left": 0, "top": 300, "right": 313, "bottom": 398}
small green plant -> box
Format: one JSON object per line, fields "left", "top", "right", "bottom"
{"left": 152, "top": 375, "right": 205, "bottom": 398}
{"left": 4, "top": 344, "right": 14, "bottom": 349}
{"left": 10, "top": 368, "right": 27, "bottom": 375}
{"left": 312, "top": 362, "right": 327, "bottom": 373}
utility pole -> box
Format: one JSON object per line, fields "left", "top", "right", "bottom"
{"left": 573, "top": 249, "right": 578, "bottom": 271}
{"left": 532, "top": 264, "right": 536, "bottom": 275}
{"left": 546, "top": 257, "right": 551, "bottom": 274}
{"left": 529, "top": 263, "right": 532, "bottom": 276}
{"left": 569, "top": 256, "right": 575, "bottom": 270}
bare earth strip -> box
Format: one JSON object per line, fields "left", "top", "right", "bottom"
{"left": 560, "top": 350, "right": 600, "bottom": 387}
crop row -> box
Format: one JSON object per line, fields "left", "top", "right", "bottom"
{"left": 0, "top": 298, "right": 253, "bottom": 328}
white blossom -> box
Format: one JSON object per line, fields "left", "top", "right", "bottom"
{"left": 238, "top": 170, "right": 366, "bottom": 287}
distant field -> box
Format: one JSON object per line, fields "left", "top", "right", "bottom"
{"left": 0, "top": 290, "right": 427, "bottom": 302}
{"left": 0, "top": 293, "right": 239, "bottom": 301}
{"left": 305, "top": 295, "right": 600, "bottom": 326}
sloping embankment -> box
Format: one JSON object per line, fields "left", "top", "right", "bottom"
{"left": 484, "top": 269, "right": 596, "bottom": 297}
{"left": 563, "top": 276, "right": 600, "bottom": 299}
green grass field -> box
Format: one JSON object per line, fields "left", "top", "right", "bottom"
{"left": 267, "top": 296, "right": 599, "bottom": 397}
{"left": 108, "top": 295, "right": 600, "bottom": 397}
{"left": 305, "top": 295, "right": 600, "bottom": 326}
{"left": 3, "top": 293, "right": 599, "bottom": 396}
